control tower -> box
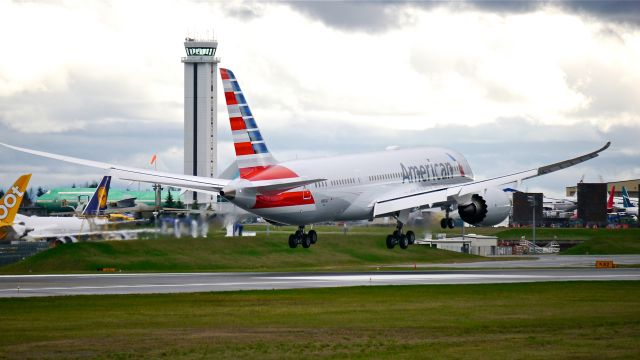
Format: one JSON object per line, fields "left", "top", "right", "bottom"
{"left": 182, "top": 37, "right": 220, "bottom": 205}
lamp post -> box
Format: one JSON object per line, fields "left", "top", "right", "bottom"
{"left": 527, "top": 195, "right": 536, "bottom": 254}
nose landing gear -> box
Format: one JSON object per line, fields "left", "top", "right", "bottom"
{"left": 440, "top": 208, "right": 455, "bottom": 229}
{"left": 440, "top": 217, "right": 454, "bottom": 229}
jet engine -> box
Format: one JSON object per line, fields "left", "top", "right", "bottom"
{"left": 457, "top": 188, "right": 510, "bottom": 226}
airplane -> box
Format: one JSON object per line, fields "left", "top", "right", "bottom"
{"left": 621, "top": 186, "right": 638, "bottom": 216}
{"left": 503, "top": 188, "right": 577, "bottom": 215}
{"left": 606, "top": 185, "right": 624, "bottom": 213}
{"left": 0, "top": 174, "right": 32, "bottom": 241}
{"left": 0, "top": 176, "right": 131, "bottom": 244}
{"left": 622, "top": 186, "right": 638, "bottom": 207}
{"left": 0, "top": 68, "right": 611, "bottom": 249}
{"left": 36, "top": 186, "right": 181, "bottom": 216}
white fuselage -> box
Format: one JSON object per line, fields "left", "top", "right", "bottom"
{"left": 13, "top": 214, "right": 108, "bottom": 240}
{"left": 227, "top": 147, "right": 475, "bottom": 226}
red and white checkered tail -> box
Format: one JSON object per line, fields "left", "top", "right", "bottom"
{"left": 220, "top": 68, "right": 279, "bottom": 179}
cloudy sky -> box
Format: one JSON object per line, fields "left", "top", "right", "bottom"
{"left": 0, "top": 0, "right": 639, "bottom": 197}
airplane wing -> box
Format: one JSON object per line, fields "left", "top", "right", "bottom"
{"left": 114, "top": 197, "right": 137, "bottom": 208}
{"left": 0, "top": 225, "right": 17, "bottom": 241}
{"left": 0, "top": 142, "right": 230, "bottom": 192}
{"left": 0, "top": 143, "right": 324, "bottom": 197}
{"left": 373, "top": 142, "right": 610, "bottom": 217}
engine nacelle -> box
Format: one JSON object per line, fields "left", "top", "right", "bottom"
{"left": 457, "top": 188, "right": 510, "bottom": 226}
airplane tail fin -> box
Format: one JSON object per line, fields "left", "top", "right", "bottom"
{"left": 622, "top": 186, "right": 633, "bottom": 208}
{"left": 82, "top": 176, "right": 111, "bottom": 216}
{"left": 0, "top": 174, "right": 31, "bottom": 227}
{"left": 220, "top": 68, "right": 282, "bottom": 179}
{"left": 607, "top": 185, "right": 615, "bottom": 211}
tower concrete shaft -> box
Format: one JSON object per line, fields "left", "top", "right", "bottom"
{"left": 182, "top": 38, "right": 220, "bottom": 205}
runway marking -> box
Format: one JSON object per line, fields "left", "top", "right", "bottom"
{"left": 268, "top": 274, "right": 550, "bottom": 281}
{"left": 0, "top": 272, "right": 243, "bottom": 279}
{"left": 0, "top": 280, "right": 333, "bottom": 293}
{"left": 1, "top": 271, "right": 638, "bottom": 297}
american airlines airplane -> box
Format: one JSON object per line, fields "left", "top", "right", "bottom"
{"left": 1, "top": 68, "right": 610, "bottom": 249}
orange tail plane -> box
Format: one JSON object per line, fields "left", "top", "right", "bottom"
{"left": 0, "top": 174, "right": 32, "bottom": 227}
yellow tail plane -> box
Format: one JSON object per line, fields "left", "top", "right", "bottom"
{"left": 0, "top": 174, "right": 32, "bottom": 232}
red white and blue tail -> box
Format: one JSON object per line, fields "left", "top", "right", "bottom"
{"left": 220, "top": 68, "right": 279, "bottom": 179}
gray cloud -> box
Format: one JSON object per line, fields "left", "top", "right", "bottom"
{"left": 1, "top": 109, "right": 634, "bottom": 198}
{"left": 282, "top": 1, "right": 640, "bottom": 33}
{"left": 0, "top": 70, "right": 182, "bottom": 134}
{"left": 219, "top": 1, "right": 266, "bottom": 20}
{"left": 285, "top": 1, "right": 423, "bottom": 33}
{"left": 557, "top": 1, "right": 640, "bottom": 26}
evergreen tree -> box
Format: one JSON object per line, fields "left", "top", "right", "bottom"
{"left": 89, "top": 180, "right": 99, "bottom": 188}
{"left": 20, "top": 187, "right": 33, "bottom": 207}
{"left": 164, "top": 191, "right": 175, "bottom": 208}
{"left": 71, "top": 183, "right": 76, "bottom": 188}
{"left": 175, "top": 199, "right": 184, "bottom": 209}
{"left": 0, "top": 189, "right": 4, "bottom": 198}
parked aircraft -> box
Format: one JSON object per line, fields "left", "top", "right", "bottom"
{"left": 621, "top": 186, "right": 638, "bottom": 216}
{"left": 607, "top": 186, "right": 620, "bottom": 213}
{"left": 1, "top": 176, "right": 121, "bottom": 243}
{"left": 36, "top": 187, "right": 181, "bottom": 215}
{"left": 0, "top": 68, "right": 610, "bottom": 249}
{"left": 0, "top": 174, "right": 32, "bottom": 241}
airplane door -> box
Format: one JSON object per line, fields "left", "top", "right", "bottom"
{"left": 303, "top": 188, "right": 312, "bottom": 200}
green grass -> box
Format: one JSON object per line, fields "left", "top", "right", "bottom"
{"left": 490, "top": 228, "right": 640, "bottom": 254}
{"left": 2, "top": 226, "right": 639, "bottom": 274}
{"left": 0, "top": 229, "right": 480, "bottom": 274}
{"left": 0, "top": 282, "right": 638, "bottom": 359}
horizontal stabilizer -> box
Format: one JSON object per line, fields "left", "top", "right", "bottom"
{"left": 249, "top": 178, "right": 326, "bottom": 195}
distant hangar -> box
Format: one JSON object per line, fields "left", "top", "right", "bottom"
{"left": 566, "top": 179, "right": 639, "bottom": 198}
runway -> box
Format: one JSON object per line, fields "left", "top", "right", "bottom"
{"left": 410, "top": 255, "right": 640, "bottom": 268}
{"left": 1, "top": 268, "right": 638, "bottom": 298}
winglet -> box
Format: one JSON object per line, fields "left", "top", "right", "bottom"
{"left": 0, "top": 174, "right": 32, "bottom": 226}
{"left": 537, "top": 142, "right": 610, "bottom": 176}
{"left": 82, "top": 176, "right": 111, "bottom": 216}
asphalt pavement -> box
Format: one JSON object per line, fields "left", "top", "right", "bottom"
{"left": 0, "top": 268, "right": 638, "bottom": 298}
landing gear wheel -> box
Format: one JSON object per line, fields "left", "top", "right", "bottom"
{"left": 302, "top": 234, "right": 311, "bottom": 248}
{"left": 440, "top": 218, "right": 447, "bottom": 229}
{"left": 447, "top": 218, "right": 455, "bottom": 229}
{"left": 308, "top": 230, "right": 317, "bottom": 244}
{"left": 399, "top": 234, "right": 409, "bottom": 249}
{"left": 386, "top": 234, "right": 396, "bottom": 249}
{"left": 406, "top": 231, "right": 415, "bottom": 245}
{"left": 288, "top": 234, "right": 298, "bottom": 248}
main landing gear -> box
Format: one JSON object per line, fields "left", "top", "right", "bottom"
{"left": 288, "top": 226, "right": 318, "bottom": 249}
{"left": 440, "top": 209, "right": 455, "bottom": 229}
{"left": 385, "top": 220, "right": 415, "bottom": 250}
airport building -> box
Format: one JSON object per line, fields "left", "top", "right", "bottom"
{"left": 182, "top": 37, "right": 220, "bottom": 205}
{"left": 566, "top": 179, "right": 639, "bottom": 198}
